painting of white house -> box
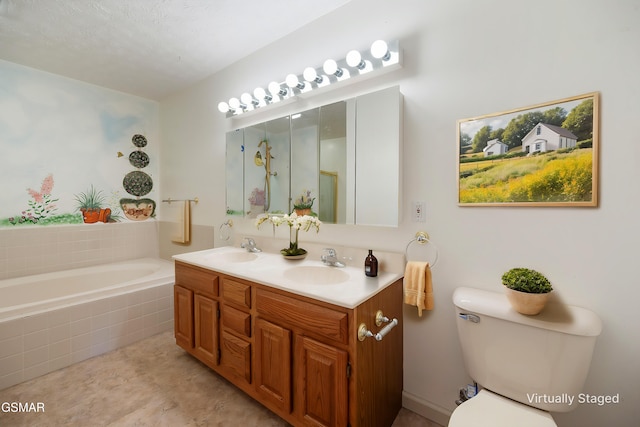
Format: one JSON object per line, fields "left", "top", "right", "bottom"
{"left": 457, "top": 92, "right": 599, "bottom": 206}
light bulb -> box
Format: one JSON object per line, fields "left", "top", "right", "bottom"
{"left": 241, "top": 92, "right": 257, "bottom": 106}
{"left": 286, "top": 74, "right": 305, "bottom": 90}
{"left": 268, "top": 81, "right": 287, "bottom": 97}
{"left": 322, "top": 59, "right": 343, "bottom": 77}
{"left": 218, "top": 102, "right": 230, "bottom": 113}
{"left": 254, "top": 87, "right": 271, "bottom": 102}
{"left": 228, "top": 97, "right": 244, "bottom": 110}
{"left": 346, "top": 50, "right": 365, "bottom": 69}
{"left": 303, "top": 67, "right": 323, "bottom": 84}
{"left": 371, "top": 40, "right": 390, "bottom": 60}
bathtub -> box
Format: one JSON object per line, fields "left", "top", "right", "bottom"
{"left": 0, "top": 258, "right": 175, "bottom": 390}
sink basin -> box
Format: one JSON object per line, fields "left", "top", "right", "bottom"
{"left": 283, "top": 266, "right": 350, "bottom": 285}
{"left": 205, "top": 251, "right": 258, "bottom": 263}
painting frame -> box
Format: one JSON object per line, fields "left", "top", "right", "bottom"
{"left": 457, "top": 92, "right": 600, "bottom": 207}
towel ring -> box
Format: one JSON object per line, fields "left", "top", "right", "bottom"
{"left": 219, "top": 220, "right": 233, "bottom": 241}
{"left": 405, "top": 231, "right": 439, "bottom": 267}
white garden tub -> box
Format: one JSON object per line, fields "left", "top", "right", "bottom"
{"left": 0, "top": 258, "right": 175, "bottom": 390}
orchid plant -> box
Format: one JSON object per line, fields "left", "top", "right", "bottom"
{"left": 256, "top": 212, "right": 321, "bottom": 256}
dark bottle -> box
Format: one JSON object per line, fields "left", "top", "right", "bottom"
{"left": 364, "top": 250, "right": 378, "bottom": 277}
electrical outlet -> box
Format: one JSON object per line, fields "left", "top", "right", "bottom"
{"left": 412, "top": 201, "right": 426, "bottom": 222}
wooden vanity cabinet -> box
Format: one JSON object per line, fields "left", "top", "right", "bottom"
{"left": 174, "top": 262, "right": 220, "bottom": 369}
{"left": 173, "top": 260, "right": 403, "bottom": 427}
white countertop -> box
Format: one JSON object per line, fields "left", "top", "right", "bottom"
{"left": 172, "top": 246, "right": 402, "bottom": 309}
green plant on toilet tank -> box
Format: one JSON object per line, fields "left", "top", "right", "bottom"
{"left": 501, "top": 267, "right": 553, "bottom": 315}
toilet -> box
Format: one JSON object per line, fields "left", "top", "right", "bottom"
{"left": 449, "top": 287, "right": 602, "bottom": 426}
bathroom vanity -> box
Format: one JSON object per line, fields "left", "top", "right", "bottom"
{"left": 172, "top": 247, "right": 403, "bottom": 427}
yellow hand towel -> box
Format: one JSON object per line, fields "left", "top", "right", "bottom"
{"left": 403, "top": 261, "right": 434, "bottom": 316}
{"left": 171, "top": 200, "right": 191, "bottom": 244}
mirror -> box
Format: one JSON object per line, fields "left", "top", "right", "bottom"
{"left": 226, "top": 86, "right": 401, "bottom": 227}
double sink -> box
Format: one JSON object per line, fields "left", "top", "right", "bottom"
{"left": 172, "top": 246, "right": 401, "bottom": 309}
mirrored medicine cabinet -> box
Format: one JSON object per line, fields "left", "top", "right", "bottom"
{"left": 226, "top": 85, "right": 402, "bottom": 227}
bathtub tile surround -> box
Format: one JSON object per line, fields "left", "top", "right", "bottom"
{"left": 0, "top": 282, "right": 174, "bottom": 390}
{"left": 0, "top": 222, "right": 160, "bottom": 280}
{"left": 0, "top": 331, "right": 442, "bottom": 427}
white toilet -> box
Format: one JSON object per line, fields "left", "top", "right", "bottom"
{"left": 449, "top": 287, "right": 602, "bottom": 427}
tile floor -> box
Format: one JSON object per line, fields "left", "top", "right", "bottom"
{"left": 0, "top": 331, "right": 443, "bottom": 427}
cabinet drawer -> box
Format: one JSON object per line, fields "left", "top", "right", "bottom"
{"left": 222, "top": 278, "right": 252, "bottom": 309}
{"left": 176, "top": 263, "right": 219, "bottom": 297}
{"left": 256, "top": 290, "right": 348, "bottom": 344}
{"left": 222, "top": 305, "right": 251, "bottom": 338}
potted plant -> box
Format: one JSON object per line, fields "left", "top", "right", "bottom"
{"left": 75, "top": 185, "right": 110, "bottom": 223}
{"left": 255, "top": 212, "right": 321, "bottom": 259}
{"left": 501, "top": 267, "right": 553, "bottom": 315}
{"left": 293, "top": 189, "right": 315, "bottom": 216}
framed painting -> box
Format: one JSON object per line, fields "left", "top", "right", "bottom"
{"left": 457, "top": 92, "right": 599, "bottom": 207}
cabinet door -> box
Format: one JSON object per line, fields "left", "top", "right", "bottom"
{"left": 174, "top": 285, "right": 193, "bottom": 350}
{"left": 194, "top": 294, "right": 219, "bottom": 367}
{"left": 255, "top": 318, "right": 292, "bottom": 413}
{"left": 220, "top": 331, "right": 251, "bottom": 384}
{"left": 295, "top": 336, "right": 348, "bottom": 427}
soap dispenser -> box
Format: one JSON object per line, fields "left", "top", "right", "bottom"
{"left": 364, "top": 250, "right": 378, "bottom": 277}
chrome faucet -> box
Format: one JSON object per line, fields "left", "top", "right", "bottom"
{"left": 240, "top": 237, "right": 262, "bottom": 253}
{"left": 321, "top": 248, "right": 346, "bottom": 267}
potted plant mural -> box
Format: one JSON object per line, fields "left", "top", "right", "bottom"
{"left": 247, "top": 188, "right": 265, "bottom": 218}
{"left": 293, "top": 189, "right": 315, "bottom": 216}
{"left": 501, "top": 267, "right": 553, "bottom": 315}
{"left": 75, "top": 185, "right": 111, "bottom": 223}
{"left": 120, "top": 134, "right": 156, "bottom": 221}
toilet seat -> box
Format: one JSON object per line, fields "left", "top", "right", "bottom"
{"left": 448, "top": 389, "right": 557, "bottom": 427}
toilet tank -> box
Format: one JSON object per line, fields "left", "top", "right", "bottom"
{"left": 453, "top": 287, "right": 602, "bottom": 413}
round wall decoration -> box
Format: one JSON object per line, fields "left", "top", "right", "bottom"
{"left": 131, "top": 134, "right": 148, "bottom": 148}
{"left": 129, "top": 151, "right": 150, "bottom": 168}
{"left": 123, "top": 171, "right": 153, "bottom": 197}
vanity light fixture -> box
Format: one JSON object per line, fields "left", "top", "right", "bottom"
{"left": 219, "top": 39, "right": 401, "bottom": 117}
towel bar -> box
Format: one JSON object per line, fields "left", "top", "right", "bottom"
{"left": 162, "top": 197, "right": 199, "bottom": 204}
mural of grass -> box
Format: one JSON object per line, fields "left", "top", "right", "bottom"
{"left": 460, "top": 149, "right": 592, "bottom": 203}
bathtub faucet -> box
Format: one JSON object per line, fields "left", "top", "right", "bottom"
{"left": 241, "top": 238, "right": 262, "bottom": 253}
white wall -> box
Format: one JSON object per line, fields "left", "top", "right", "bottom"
{"left": 159, "top": 1, "right": 640, "bottom": 425}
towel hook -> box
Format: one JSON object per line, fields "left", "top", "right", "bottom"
{"left": 405, "top": 231, "right": 439, "bottom": 267}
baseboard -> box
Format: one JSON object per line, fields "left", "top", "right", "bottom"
{"left": 402, "top": 390, "right": 452, "bottom": 427}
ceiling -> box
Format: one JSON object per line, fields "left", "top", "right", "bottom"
{"left": 0, "top": 0, "right": 351, "bottom": 100}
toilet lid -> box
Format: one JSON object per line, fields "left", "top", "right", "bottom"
{"left": 448, "top": 390, "right": 557, "bottom": 427}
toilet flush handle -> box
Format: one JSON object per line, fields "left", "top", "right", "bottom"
{"left": 458, "top": 313, "right": 480, "bottom": 323}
